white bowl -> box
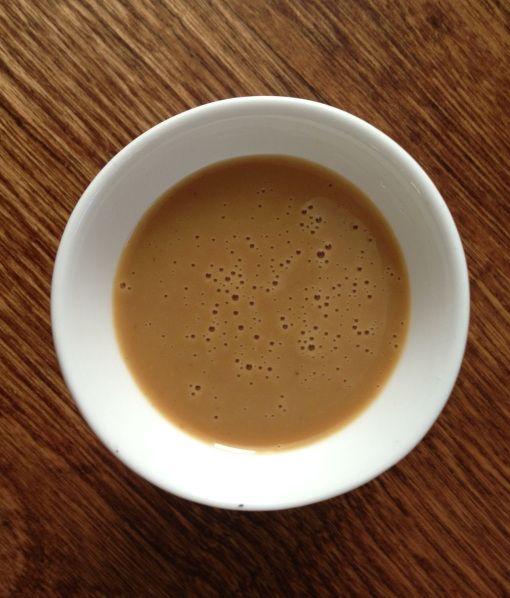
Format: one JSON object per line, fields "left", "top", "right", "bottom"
{"left": 52, "top": 97, "right": 469, "bottom": 510}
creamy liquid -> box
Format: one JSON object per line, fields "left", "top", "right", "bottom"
{"left": 114, "top": 156, "right": 409, "bottom": 450}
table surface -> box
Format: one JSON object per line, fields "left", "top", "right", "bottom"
{"left": 1, "top": 1, "right": 509, "bottom": 595}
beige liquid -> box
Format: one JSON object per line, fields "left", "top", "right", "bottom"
{"left": 114, "top": 156, "right": 409, "bottom": 450}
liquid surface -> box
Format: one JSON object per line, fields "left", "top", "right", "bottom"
{"left": 114, "top": 156, "right": 409, "bottom": 450}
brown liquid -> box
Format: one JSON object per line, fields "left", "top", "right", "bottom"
{"left": 114, "top": 156, "right": 409, "bottom": 450}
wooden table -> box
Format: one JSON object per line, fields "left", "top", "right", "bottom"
{"left": 1, "top": 1, "right": 509, "bottom": 595}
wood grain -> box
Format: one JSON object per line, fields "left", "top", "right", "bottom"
{"left": 1, "top": 1, "right": 509, "bottom": 595}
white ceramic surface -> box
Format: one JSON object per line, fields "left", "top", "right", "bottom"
{"left": 52, "top": 97, "right": 469, "bottom": 510}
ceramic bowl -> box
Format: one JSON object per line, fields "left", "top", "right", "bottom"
{"left": 52, "top": 97, "right": 469, "bottom": 510}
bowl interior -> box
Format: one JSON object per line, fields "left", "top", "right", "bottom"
{"left": 52, "top": 98, "right": 469, "bottom": 509}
